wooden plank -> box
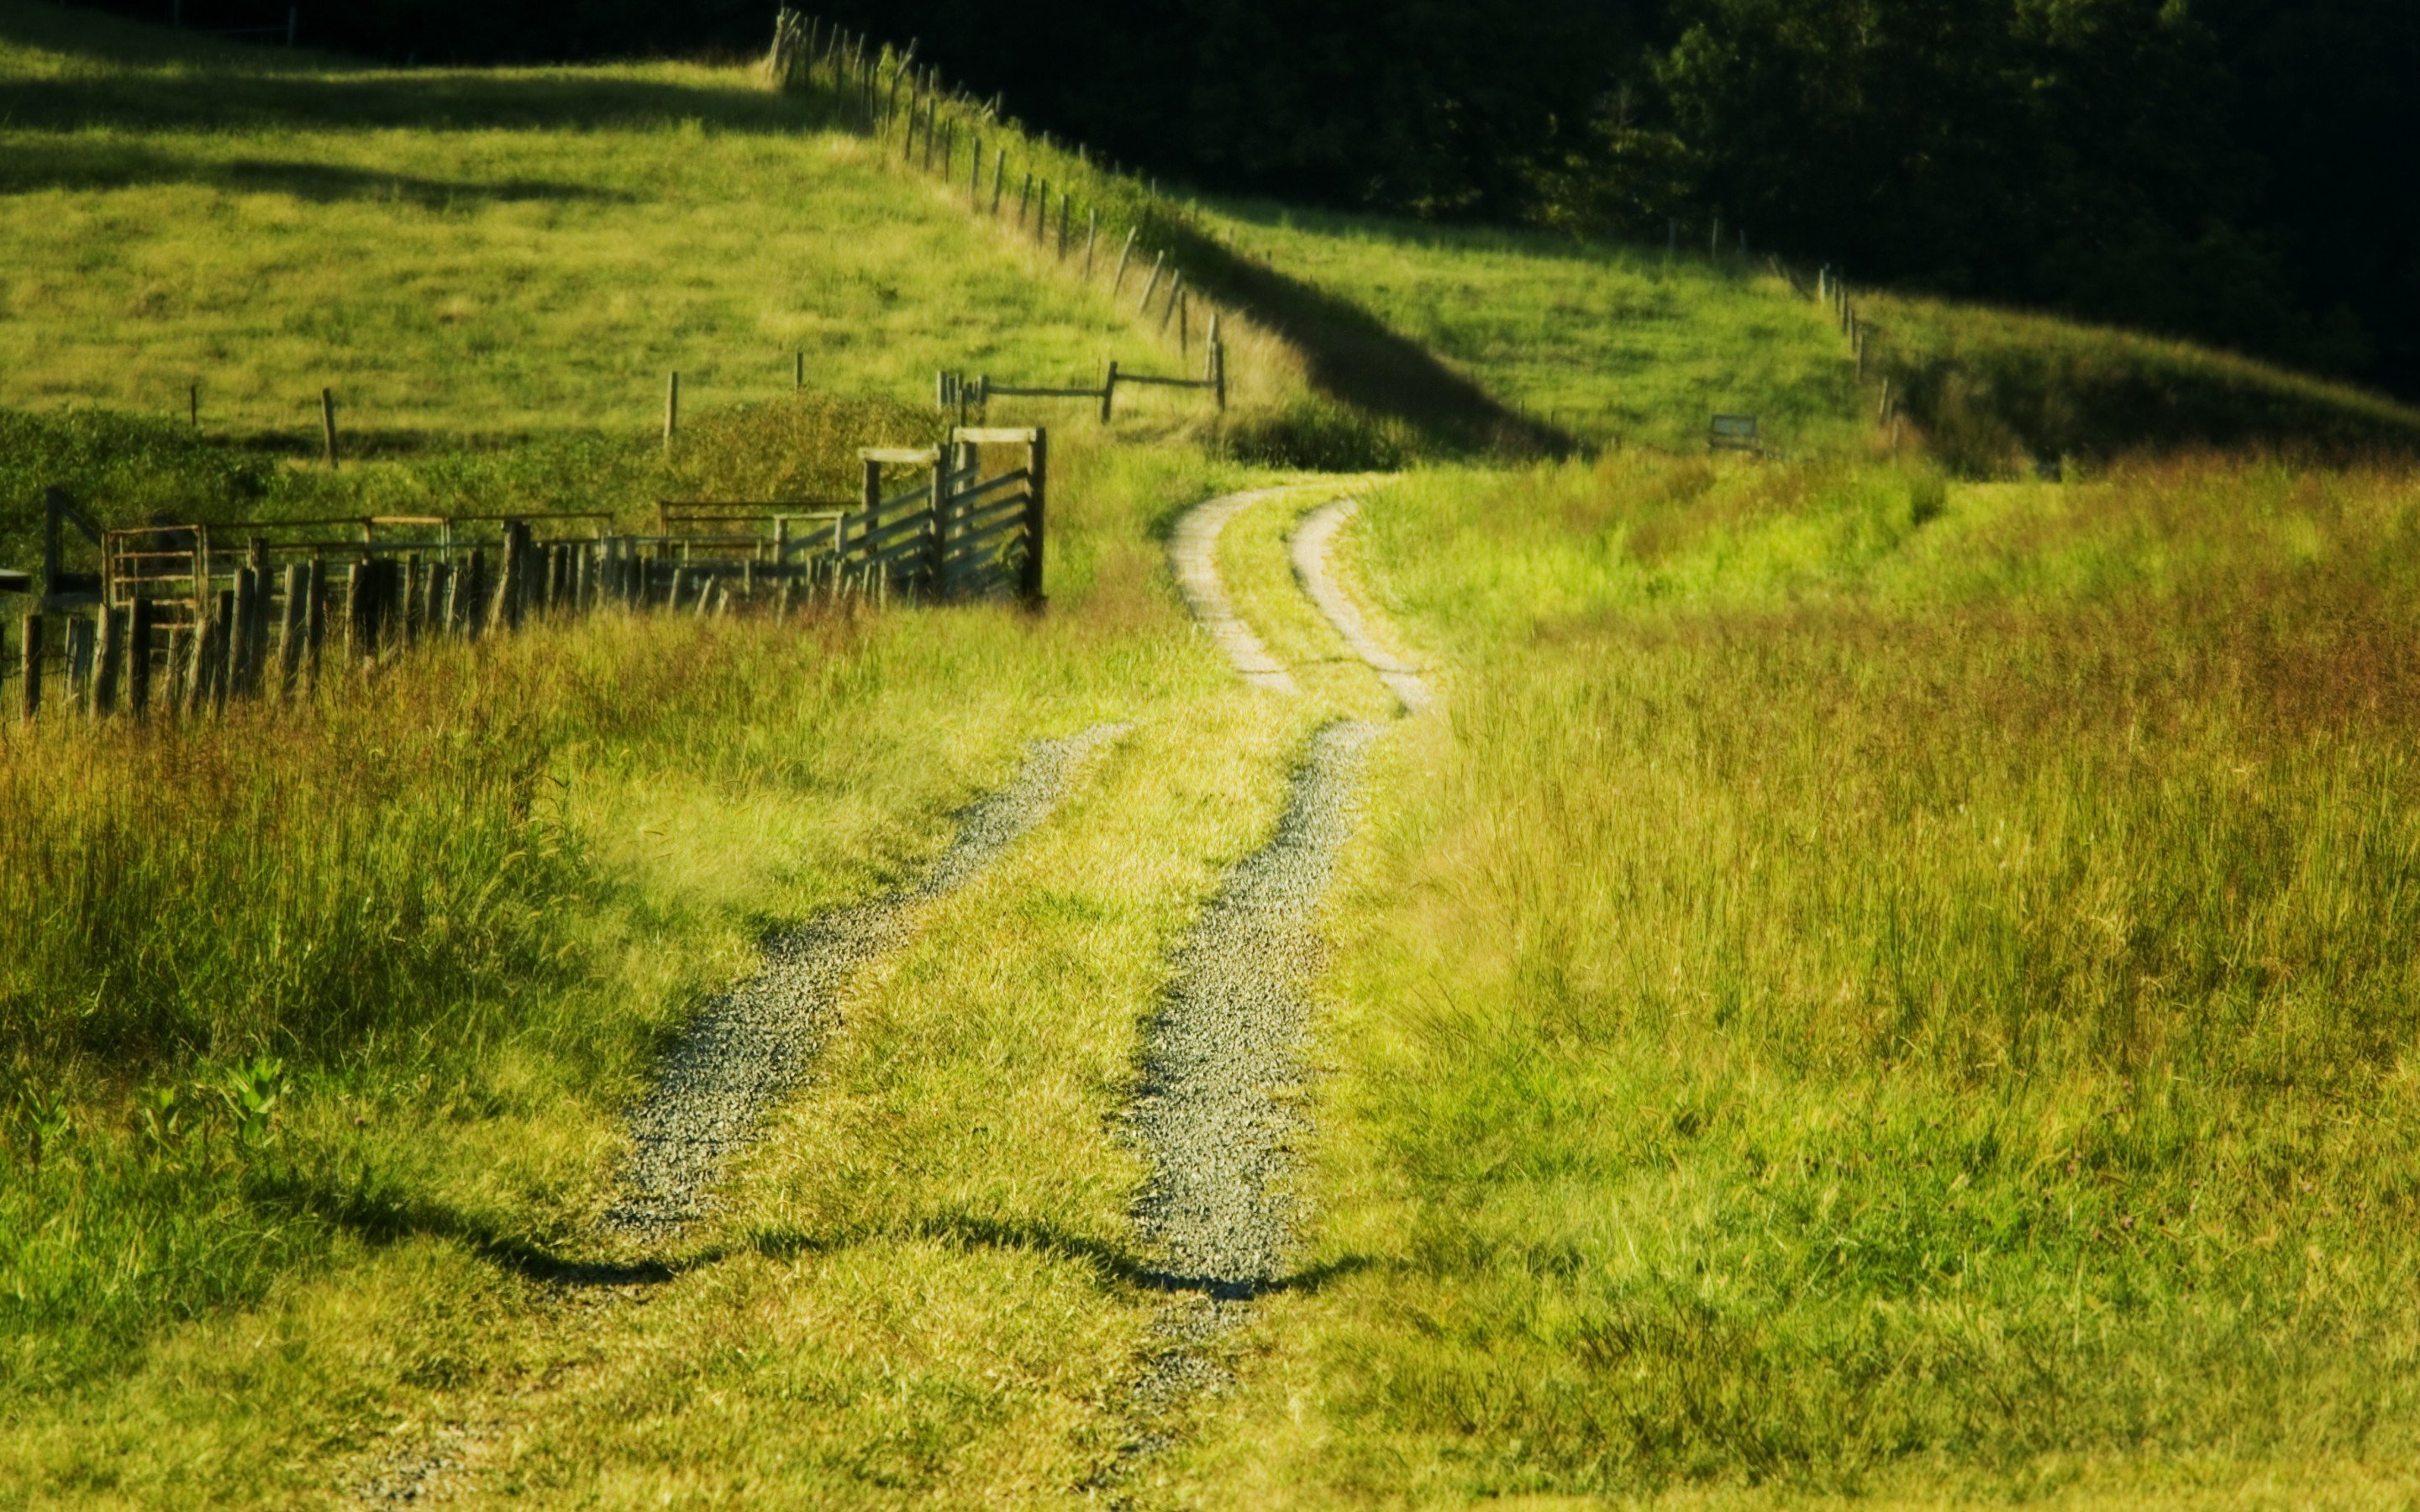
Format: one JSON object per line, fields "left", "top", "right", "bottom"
{"left": 860, "top": 446, "right": 939, "bottom": 465}
{"left": 950, "top": 427, "right": 1042, "bottom": 444}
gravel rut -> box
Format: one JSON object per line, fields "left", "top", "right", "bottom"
{"left": 1292, "top": 496, "right": 1434, "bottom": 713}
{"left": 608, "top": 721, "right": 1128, "bottom": 1239}
{"left": 1168, "top": 487, "right": 1306, "bottom": 692}
{"left": 347, "top": 724, "right": 1123, "bottom": 1504}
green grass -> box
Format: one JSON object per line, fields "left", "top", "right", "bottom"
{"left": 16, "top": 3, "right": 2420, "bottom": 1503}
{"left": 0, "top": 0, "right": 1249, "bottom": 449}
{"left": 1865, "top": 291, "right": 2420, "bottom": 472}
{"left": 1176, "top": 453, "right": 2420, "bottom": 1504}
{"left": 0, "top": 428, "right": 1314, "bottom": 1502}
{"left": 1201, "top": 200, "right": 1866, "bottom": 456}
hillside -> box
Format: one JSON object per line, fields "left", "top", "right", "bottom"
{"left": 0, "top": 1, "right": 1245, "bottom": 447}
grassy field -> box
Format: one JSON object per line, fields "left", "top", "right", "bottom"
{"left": 13, "top": 2, "right": 2420, "bottom": 1504}
{"left": 1176, "top": 454, "right": 2420, "bottom": 1504}
{"left": 0, "top": 0, "right": 1278, "bottom": 449}
{"left": 1202, "top": 200, "right": 1864, "bottom": 456}
{"left": 0, "top": 424, "right": 1330, "bottom": 1502}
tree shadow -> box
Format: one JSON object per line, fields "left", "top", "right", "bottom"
{"left": 0, "top": 8, "right": 850, "bottom": 139}
{"left": 0, "top": 139, "right": 631, "bottom": 204}
{"left": 1162, "top": 219, "right": 1570, "bottom": 458}
{"left": 751, "top": 1211, "right": 1379, "bottom": 1302}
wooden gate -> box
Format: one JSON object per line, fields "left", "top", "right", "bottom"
{"left": 845, "top": 426, "right": 1045, "bottom": 601}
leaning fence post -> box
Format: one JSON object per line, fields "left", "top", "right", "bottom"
{"left": 1213, "top": 337, "right": 1228, "bottom": 411}
{"left": 1112, "top": 228, "right": 1138, "bottom": 294}
{"left": 991, "top": 150, "right": 1005, "bottom": 214}
{"left": 1135, "top": 250, "right": 1165, "bottom": 314}
{"left": 1101, "top": 360, "right": 1118, "bottom": 423}
{"left": 663, "top": 371, "right": 680, "bottom": 453}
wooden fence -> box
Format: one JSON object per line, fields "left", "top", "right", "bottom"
{"left": 936, "top": 340, "right": 1225, "bottom": 423}
{"left": 1, "top": 427, "right": 1047, "bottom": 724}
{"left": 771, "top": 10, "right": 1233, "bottom": 404}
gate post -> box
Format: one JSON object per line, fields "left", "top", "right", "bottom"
{"left": 1022, "top": 428, "right": 1047, "bottom": 603}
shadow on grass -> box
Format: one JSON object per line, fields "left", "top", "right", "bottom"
{"left": 755, "top": 1212, "right": 1379, "bottom": 1302}
{"left": 0, "top": 2, "right": 850, "bottom": 139}
{"left": 1165, "top": 221, "right": 1569, "bottom": 459}
{"left": 0, "top": 140, "right": 632, "bottom": 205}
{"left": 268, "top": 1164, "right": 1381, "bottom": 1302}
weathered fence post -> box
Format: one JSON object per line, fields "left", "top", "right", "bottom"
{"left": 209, "top": 587, "right": 234, "bottom": 710}
{"left": 927, "top": 444, "right": 951, "bottom": 596}
{"left": 991, "top": 150, "right": 1006, "bottom": 214}
{"left": 18, "top": 613, "right": 40, "bottom": 722}
{"left": 1021, "top": 428, "right": 1047, "bottom": 603}
{"left": 1084, "top": 208, "right": 1099, "bottom": 277}
{"left": 230, "top": 565, "right": 259, "bottom": 695}
{"left": 1112, "top": 228, "right": 1138, "bottom": 294}
{"left": 1135, "top": 250, "right": 1165, "bottom": 314}
{"left": 63, "top": 616, "right": 93, "bottom": 714}
{"left": 1101, "top": 360, "right": 1118, "bottom": 423}
{"left": 91, "top": 605, "right": 124, "bottom": 717}
{"left": 321, "top": 387, "right": 339, "bottom": 470}
{"left": 664, "top": 371, "right": 681, "bottom": 453}
{"left": 129, "top": 596, "right": 155, "bottom": 714}
{"left": 303, "top": 556, "right": 327, "bottom": 685}
{"left": 277, "top": 563, "right": 305, "bottom": 696}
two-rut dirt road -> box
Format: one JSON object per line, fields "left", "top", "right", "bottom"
{"left": 350, "top": 477, "right": 1427, "bottom": 1505}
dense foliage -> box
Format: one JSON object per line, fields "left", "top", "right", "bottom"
{"left": 60, "top": 1, "right": 2420, "bottom": 399}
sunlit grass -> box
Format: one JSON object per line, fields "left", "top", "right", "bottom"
{"left": 1181, "top": 454, "right": 2420, "bottom": 1504}
{"left": 1200, "top": 199, "right": 1865, "bottom": 456}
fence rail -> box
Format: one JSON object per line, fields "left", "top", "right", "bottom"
{"left": 2, "top": 428, "right": 1047, "bottom": 726}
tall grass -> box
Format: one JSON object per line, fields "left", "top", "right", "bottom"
{"left": 0, "top": 407, "right": 1243, "bottom": 1405}
{"left": 1197, "top": 454, "right": 2420, "bottom": 1500}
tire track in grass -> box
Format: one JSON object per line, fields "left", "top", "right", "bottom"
{"left": 1097, "top": 483, "right": 1410, "bottom": 1494}
{"left": 346, "top": 722, "right": 1126, "bottom": 1505}
{"left": 1168, "top": 487, "right": 1306, "bottom": 693}
{"left": 1292, "top": 496, "right": 1434, "bottom": 714}
{"left": 1099, "top": 720, "right": 1379, "bottom": 1494}
{"left": 608, "top": 719, "right": 1129, "bottom": 1239}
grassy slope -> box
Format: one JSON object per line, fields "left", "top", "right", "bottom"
{"left": 1199, "top": 199, "right": 2420, "bottom": 470}
{"left": 1177, "top": 454, "right": 2420, "bottom": 1504}
{"left": 1205, "top": 200, "right": 1864, "bottom": 456}
{"left": 0, "top": 2, "right": 1227, "bottom": 446}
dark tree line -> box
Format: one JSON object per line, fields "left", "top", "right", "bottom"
{"left": 74, "top": 0, "right": 2420, "bottom": 399}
